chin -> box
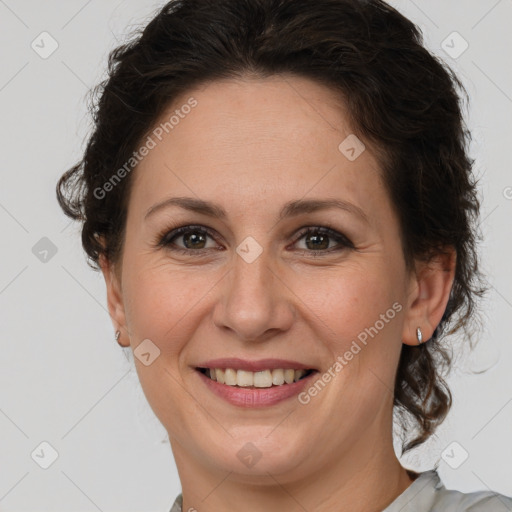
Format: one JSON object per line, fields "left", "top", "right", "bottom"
{"left": 206, "top": 431, "right": 311, "bottom": 478}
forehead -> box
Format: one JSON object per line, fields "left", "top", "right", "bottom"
{"left": 128, "top": 74, "right": 387, "bottom": 224}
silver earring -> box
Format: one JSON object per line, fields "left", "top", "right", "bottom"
{"left": 416, "top": 327, "right": 423, "bottom": 345}
{"left": 115, "top": 330, "right": 121, "bottom": 342}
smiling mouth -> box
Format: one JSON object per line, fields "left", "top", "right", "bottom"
{"left": 196, "top": 367, "right": 316, "bottom": 388}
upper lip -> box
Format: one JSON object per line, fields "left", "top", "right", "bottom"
{"left": 195, "top": 358, "right": 317, "bottom": 372}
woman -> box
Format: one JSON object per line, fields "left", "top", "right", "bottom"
{"left": 56, "top": 0, "right": 512, "bottom": 510}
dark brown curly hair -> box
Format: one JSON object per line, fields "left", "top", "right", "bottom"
{"left": 56, "top": 0, "right": 486, "bottom": 454}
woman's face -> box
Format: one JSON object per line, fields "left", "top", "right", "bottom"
{"left": 102, "top": 75, "right": 433, "bottom": 481}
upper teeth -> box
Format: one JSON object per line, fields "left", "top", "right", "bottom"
{"left": 205, "top": 368, "right": 308, "bottom": 388}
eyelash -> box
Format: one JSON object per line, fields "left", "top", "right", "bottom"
{"left": 155, "top": 224, "right": 355, "bottom": 257}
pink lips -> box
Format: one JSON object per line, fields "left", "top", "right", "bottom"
{"left": 194, "top": 358, "right": 318, "bottom": 408}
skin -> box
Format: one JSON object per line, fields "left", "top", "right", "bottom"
{"left": 100, "top": 74, "right": 455, "bottom": 512}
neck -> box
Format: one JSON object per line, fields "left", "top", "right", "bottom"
{"left": 171, "top": 427, "right": 416, "bottom": 512}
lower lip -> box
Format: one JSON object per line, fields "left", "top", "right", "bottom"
{"left": 196, "top": 369, "right": 317, "bottom": 408}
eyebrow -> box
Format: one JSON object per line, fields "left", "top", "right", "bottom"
{"left": 144, "top": 196, "right": 369, "bottom": 224}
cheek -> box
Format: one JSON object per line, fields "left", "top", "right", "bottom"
{"left": 122, "top": 250, "right": 224, "bottom": 361}
{"left": 291, "top": 260, "right": 406, "bottom": 408}
{"left": 295, "top": 262, "right": 402, "bottom": 345}
{"left": 121, "top": 260, "right": 213, "bottom": 434}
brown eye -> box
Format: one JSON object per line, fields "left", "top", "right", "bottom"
{"left": 159, "top": 225, "right": 220, "bottom": 253}
{"left": 181, "top": 230, "right": 207, "bottom": 249}
{"left": 293, "top": 227, "right": 354, "bottom": 255}
{"left": 304, "top": 232, "right": 330, "bottom": 250}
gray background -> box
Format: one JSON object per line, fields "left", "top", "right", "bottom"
{"left": 0, "top": 0, "right": 511, "bottom": 510}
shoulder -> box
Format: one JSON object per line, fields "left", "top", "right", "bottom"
{"left": 433, "top": 484, "right": 512, "bottom": 511}
{"left": 383, "top": 469, "right": 512, "bottom": 512}
{"left": 169, "top": 493, "right": 182, "bottom": 512}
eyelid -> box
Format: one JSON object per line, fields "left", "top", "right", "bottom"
{"left": 290, "top": 225, "right": 355, "bottom": 251}
{"left": 156, "top": 224, "right": 219, "bottom": 249}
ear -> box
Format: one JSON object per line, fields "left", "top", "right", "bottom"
{"left": 402, "top": 247, "right": 456, "bottom": 346}
{"left": 99, "top": 252, "right": 130, "bottom": 347}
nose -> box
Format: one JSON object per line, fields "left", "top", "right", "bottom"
{"left": 212, "top": 248, "right": 295, "bottom": 343}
